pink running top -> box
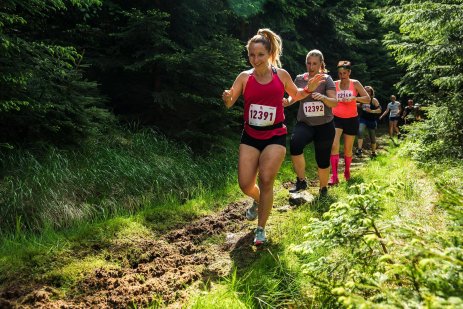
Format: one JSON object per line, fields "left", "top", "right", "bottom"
{"left": 333, "top": 80, "right": 358, "bottom": 118}
{"left": 243, "top": 68, "right": 287, "bottom": 139}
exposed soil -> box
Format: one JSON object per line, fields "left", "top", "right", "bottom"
{"left": 0, "top": 201, "right": 256, "bottom": 308}
{"left": 0, "top": 134, "right": 391, "bottom": 308}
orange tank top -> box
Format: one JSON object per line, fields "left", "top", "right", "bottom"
{"left": 333, "top": 80, "right": 358, "bottom": 118}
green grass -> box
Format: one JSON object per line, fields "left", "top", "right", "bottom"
{"left": 0, "top": 129, "right": 239, "bottom": 235}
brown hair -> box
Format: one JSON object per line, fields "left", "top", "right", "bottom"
{"left": 246, "top": 28, "right": 283, "bottom": 68}
{"left": 365, "top": 86, "right": 375, "bottom": 98}
{"left": 306, "top": 49, "right": 328, "bottom": 73}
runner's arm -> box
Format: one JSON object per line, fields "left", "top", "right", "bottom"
{"left": 379, "top": 107, "right": 390, "bottom": 120}
{"left": 222, "top": 72, "right": 247, "bottom": 108}
{"left": 354, "top": 80, "right": 370, "bottom": 104}
{"left": 312, "top": 89, "right": 337, "bottom": 108}
{"left": 279, "top": 69, "right": 324, "bottom": 103}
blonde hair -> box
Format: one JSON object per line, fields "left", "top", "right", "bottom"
{"left": 306, "top": 49, "right": 327, "bottom": 73}
{"left": 246, "top": 28, "right": 283, "bottom": 68}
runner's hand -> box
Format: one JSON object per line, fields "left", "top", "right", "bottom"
{"left": 305, "top": 74, "right": 325, "bottom": 92}
{"left": 222, "top": 87, "right": 234, "bottom": 104}
{"left": 338, "top": 96, "right": 356, "bottom": 102}
{"left": 312, "top": 92, "right": 325, "bottom": 101}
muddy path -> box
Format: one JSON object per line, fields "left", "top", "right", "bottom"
{"left": 0, "top": 201, "right": 260, "bottom": 308}
{"left": 0, "top": 135, "right": 391, "bottom": 308}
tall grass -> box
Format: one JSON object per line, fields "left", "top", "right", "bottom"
{"left": 0, "top": 129, "right": 238, "bottom": 235}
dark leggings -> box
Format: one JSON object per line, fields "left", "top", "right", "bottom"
{"left": 290, "top": 121, "right": 335, "bottom": 169}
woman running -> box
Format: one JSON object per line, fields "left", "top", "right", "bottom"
{"left": 284, "top": 49, "right": 337, "bottom": 196}
{"left": 379, "top": 95, "right": 402, "bottom": 140}
{"left": 222, "top": 29, "right": 323, "bottom": 246}
{"left": 329, "top": 61, "right": 370, "bottom": 185}
{"left": 356, "top": 86, "right": 382, "bottom": 157}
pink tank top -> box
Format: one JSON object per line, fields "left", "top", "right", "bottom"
{"left": 243, "top": 68, "right": 287, "bottom": 139}
{"left": 333, "top": 80, "right": 358, "bottom": 118}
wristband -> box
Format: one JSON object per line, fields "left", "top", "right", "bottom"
{"left": 303, "top": 86, "right": 312, "bottom": 94}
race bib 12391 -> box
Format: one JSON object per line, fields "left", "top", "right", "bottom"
{"left": 248, "top": 104, "right": 276, "bottom": 126}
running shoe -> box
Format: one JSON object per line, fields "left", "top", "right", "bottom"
{"left": 245, "top": 200, "right": 258, "bottom": 221}
{"left": 289, "top": 178, "right": 307, "bottom": 193}
{"left": 254, "top": 227, "right": 266, "bottom": 246}
{"left": 355, "top": 148, "right": 363, "bottom": 156}
{"left": 319, "top": 186, "right": 328, "bottom": 197}
{"left": 371, "top": 152, "right": 377, "bottom": 158}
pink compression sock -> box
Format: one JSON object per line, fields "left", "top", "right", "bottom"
{"left": 344, "top": 155, "right": 352, "bottom": 180}
{"left": 329, "top": 154, "right": 339, "bottom": 184}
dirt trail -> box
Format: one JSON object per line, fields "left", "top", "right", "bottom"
{"left": 0, "top": 136, "right": 390, "bottom": 308}
{"left": 0, "top": 201, "right": 260, "bottom": 308}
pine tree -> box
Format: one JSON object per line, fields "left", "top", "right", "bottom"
{"left": 0, "top": 0, "right": 113, "bottom": 147}
{"left": 381, "top": 0, "right": 463, "bottom": 158}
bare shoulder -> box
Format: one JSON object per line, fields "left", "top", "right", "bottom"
{"left": 238, "top": 69, "right": 252, "bottom": 79}
{"left": 236, "top": 70, "right": 252, "bottom": 84}
{"left": 276, "top": 68, "right": 290, "bottom": 76}
{"left": 276, "top": 68, "right": 292, "bottom": 83}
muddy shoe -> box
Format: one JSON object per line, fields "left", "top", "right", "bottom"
{"left": 289, "top": 178, "right": 307, "bottom": 193}
{"left": 245, "top": 200, "right": 258, "bottom": 221}
{"left": 254, "top": 227, "right": 266, "bottom": 246}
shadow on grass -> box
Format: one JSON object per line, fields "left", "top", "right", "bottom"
{"left": 229, "top": 235, "right": 307, "bottom": 308}
{"left": 229, "top": 230, "right": 256, "bottom": 271}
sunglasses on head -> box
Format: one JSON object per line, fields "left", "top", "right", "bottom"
{"left": 337, "top": 61, "right": 351, "bottom": 70}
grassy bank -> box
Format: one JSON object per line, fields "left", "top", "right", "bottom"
{"left": 0, "top": 129, "right": 239, "bottom": 236}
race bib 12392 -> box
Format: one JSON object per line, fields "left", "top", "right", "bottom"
{"left": 303, "top": 101, "right": 325, "bottom": 117}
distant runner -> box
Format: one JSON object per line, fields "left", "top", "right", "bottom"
{"left": 380, "top": 95, "right": 402, "bottom": 140}
{"left": 329, "top": 61, "right": 370, "bottom": 185}
{"left": 402, "top": 99, "right": 415, "bottom": 124}
{"left": 356, "top": 86, "right": 382, "bottom": 157}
